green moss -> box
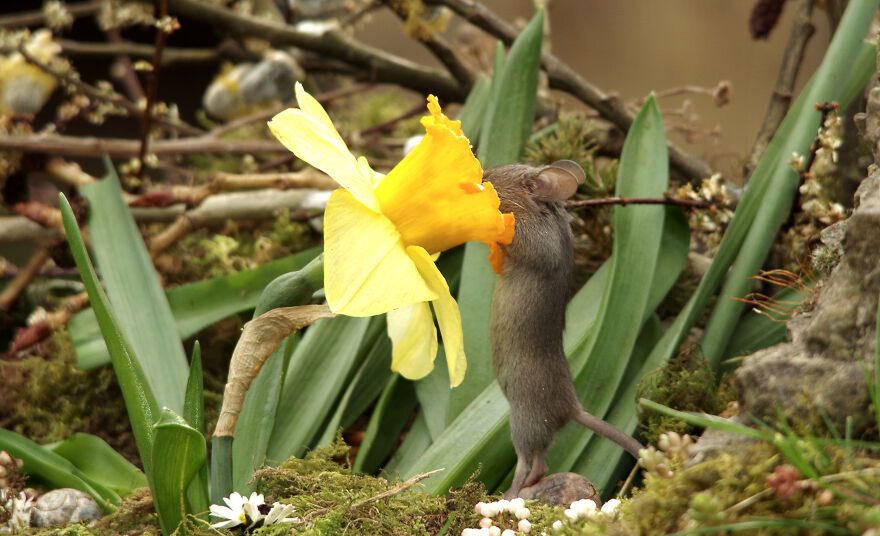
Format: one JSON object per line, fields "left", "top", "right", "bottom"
{"left": 159, "top": 210, "right": 316, "bottom": 285}
{"left": 637, "top": 347, "right": 730, "bottom": 445}
{"left": 253, "top": 442, "right": 447, "bottom": 535}
{"left": 0, "top": 330, "right": 137, "bottom": 463}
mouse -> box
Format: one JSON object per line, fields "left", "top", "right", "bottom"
{"left": 485, "top": 160, "right": 644, "bottom": 500}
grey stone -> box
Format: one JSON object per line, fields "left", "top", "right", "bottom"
{"left": 519, "top": 472, "right": 601, "bottom": 506}
{"left": 30, "top": 488, "right": 101, "bottom": 527}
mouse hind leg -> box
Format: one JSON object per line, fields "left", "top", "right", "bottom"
{"left": 504, "top": 451, "right": 532, "bottom": 500}
{"left": 522, "top": 452, "right": 547, "bottom": 488}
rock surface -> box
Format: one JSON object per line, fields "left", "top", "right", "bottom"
{"left": 519, "top": 472, "right": 601, "bottom": 506}
{"left": 730, "top": 83, "right": 880, "bottom": 439}
{"left": 30, "top": 488, "right": 101, "bottom": 527}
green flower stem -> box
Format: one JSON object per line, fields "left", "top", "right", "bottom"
{"left": 210, "top": 254, "right": 325, "bottom": 504}
{"left": 253, "top": 254, "right": 324, "bottom": 317}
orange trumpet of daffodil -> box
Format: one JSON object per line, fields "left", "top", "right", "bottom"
{"left": 268, "top": 83, "right": 514, "bottom": 387}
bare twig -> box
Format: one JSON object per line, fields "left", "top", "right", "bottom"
{"left": 348, "top": 469, "right": 444, "bottom": 510}
{"left": 0, "top": 249, "right": 51, "bottom": 311}
{"left": 379, "top": 0, "right": 476, "bottom": 88}
{"left": 131, "top": 169, "right": 338, "bottom": 208}
{"left": 59, "top": 39, "right": 219, "bottom": 66}
{"left": 565, "top": 195, "right": 719, "bottom": 210}
{"left": 745, "top": 0, "right": 816, "bottom": 177}
{"left": 0, "top": 134, "right": 286, "bottom": 157}
{"left": 145, "top": 188, "right": 328, "bottom": 254}
{"left": 140, "top": 0, "right": 465, "bottom": 101}
{"left": 137, "top": 1, "right": 172, "bottom": 178}
{"left": 208, "top": 83, "right": 371, "bottom": 139}
{"left": 15, "top": 44, "right": 204, "bottom": 136}
{"left": 46, "top": 158, "right": 97, "bottom": 188}
{"left": 6, "top": 292, "right": 89, "bottom": 356}
{"left": 0, "top": 1, "right": 101, "bottom": 28}
{"left": 425, "top": 0, "right": 714, "bottom": 183}
{"left": 105, "top": 29, "right": 146, "bottom": 102}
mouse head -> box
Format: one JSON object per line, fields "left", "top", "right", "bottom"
{"left": 484, "top": 160, "right": 585, "bottom": 217}
{"left": 484, "top": 160, "right": 585, "bottom": 273}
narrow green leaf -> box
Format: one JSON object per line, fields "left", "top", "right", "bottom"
{"left": 650, "top": 0, "right": 879, "bottom": 372}
{"left": 210, "top": 436, "right": 232, "bottom": 506}
{"left": 353, "top": 376, "right": 418, "bottom": 474}
{"left": 70, "top": 248, "right": 320, "bottom": 370}
{"left": 549, "top": 96, "right": 669, "bottom": 473}
{"left": 230, "top": 256, "right": 326, "bottom": 494}
{"left": 48, "top": 433, "right": 147, "bottom": 498}
{"left": 415, "top": 348, "right": 451, "bottom": 440}
{"left": 0, "top": 428, "right": 115, "bottom": 511}
{"left": 449, "top": 9, "right": 545, "bottom": 422}
{"left": 340, "top": 328, "right": 393, "bottom": 430}
{"left": 723, "top": 284, "right": 810, "bottom": 359}
{"left": 317, "top": 317, "right": 390, "bottom": 446}
{"left": 152, "top": 410, "right": 208, "bottom": 535}
{"left": 475, "top": 41, "right": 506, "bottom": 155}
{"left": 59, "top": 193, "right": 158, "bottom": 477}
{"left": 459, "top": 74, "right": 491, "bottom": 141}
{"left": 383, "top": 413, "right": 432, "bottom": 477}
{"left": 638, "top": 399, "right": 768, "bottom": 441}
{"left": 232, "top": 337, "right": 296, "bottom": 492}
{"left": 266, "top": 316, "right": 371, "bottom": 462}
{"left": 183, "top": 342, "right": 204, "bottom": 433}
{"left": 79, "top": 165, "right": 187, "bottom": 411}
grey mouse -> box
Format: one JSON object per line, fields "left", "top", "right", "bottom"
{"left": 485, "top": 160, "right": 643, "bottom": 500}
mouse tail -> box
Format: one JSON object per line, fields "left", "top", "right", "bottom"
{"left": 573, "top": 408, "right": 643, "bottom": 458}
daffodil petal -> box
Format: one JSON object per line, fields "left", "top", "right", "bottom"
{"left": 293, "top": 82, "right": 339, "bottom": 138}
{"left": 406, "top": 246, "right": 467, "bottom": 387}
{"left": 375, "top": 96, "right": 513, "bottom": 253}
{"left": 324, "top": 189, "right": 437, "bottom": 316}
{"left": 387, "top": 301, "right": 438, "bottom": 380}
{"left": 268, "top": 87, "right": 379, "bottom": 212}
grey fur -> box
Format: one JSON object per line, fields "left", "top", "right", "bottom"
{"left": 485, "top": 162, "right": 642, "bottom": 499}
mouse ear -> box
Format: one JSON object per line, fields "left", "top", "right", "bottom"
{"left": 530, "top": 160, "right": 585, "bottom": 201}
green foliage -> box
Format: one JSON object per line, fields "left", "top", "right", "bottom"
{"left": 78, "top": 165, "right": 188, "bottom": 412}
{"left": 636, "top": 347, "right": 728, "bottom": 445}
{"left": 151, "top": 409, "right": 208, "bottom": 535}
{"left": 0, "top": 331, "right": 133, "bottom": 461}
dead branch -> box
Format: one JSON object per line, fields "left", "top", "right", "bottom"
{"left": 105, "top": 29, "right": 146, "bottom": 102}
{"left": 140, "top": 0, "right": 466, "bottom": 101}
{"left": 425, "top": 0, "right": 714, "bottom": 183}
{"left": 0, "top": 1, "right": 101, "bottom": 28}
{"left": 379, "top": 0, "right": 476, "bottom": 89}
{"left": 0, "top": 133, "right": 286, "bottom": 157}
{"left": 565, "top": 195, "right": 719, "bottom": 210}
{"left": 15, "top": 44, "right": 204, "bottom": 136}
{"left": 137, "top": 0, "right": 172, "bottom": 178}
{"left": 59, "top": 39, "right": 219, "bottom": 66}
{"left": 207, "top": 83, "right": 372, "bottom": 139}
{"left": 6, "top": 292, "right": 89, "bottom": 356}
{"left": 0, "top": 249, "right": 51, "bottom": 311}
{"left": 745, "top": 0, "right": 816, "bottom": 177}
{"left": 46, "top": 158, "right": 98, "bottom": 188}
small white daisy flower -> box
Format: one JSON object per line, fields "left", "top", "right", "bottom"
{"left": 209, "top": 491, "right": 264, "bottom": 530}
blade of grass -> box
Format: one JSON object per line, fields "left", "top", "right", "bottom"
{"left": 182, "top": 342, "right": 209, "bottom": 516}
{"left": 265, "top": 316, "right": 371, "bottom": 462}
{"left": 79, "top": 162, "right": 187, "bottom": 411}
{"left": 665, "top": 0, "right": 879, "bottom": 371}
{"left": 549, "top": 96, "right": 669, "bottom": 473}
{"left": 70, "top": 247, "right": 320, "bottom": 370}
{"left": 47, "top": 433, "right": 147, "bottom": 498}
{"left": 353, "top": 376, "right": 418, "bottom": 474}
{"left": 152, "top": 409, "right": 208, "bottom": 535}
{"left": 59, "top": 193, "right": 159, "bottom": 477}
{"left": 0, "top": 428, "right": 116, "bottom": 511}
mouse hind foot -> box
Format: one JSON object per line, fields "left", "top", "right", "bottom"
{"left": 504, "top": 452, "right": 548, "bottom": 499}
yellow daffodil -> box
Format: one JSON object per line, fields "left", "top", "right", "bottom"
{"left": 268, "top": 83, "right": 514, "bottom": 387}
